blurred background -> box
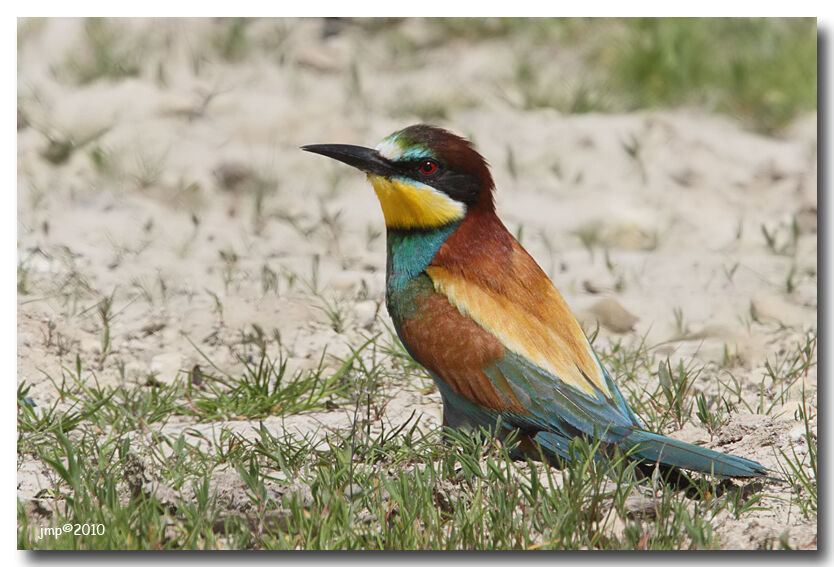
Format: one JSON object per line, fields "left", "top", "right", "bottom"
{"left": 18, "top": 18, "right": 818, "bottom": 134}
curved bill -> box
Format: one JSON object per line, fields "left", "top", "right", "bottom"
{"left": 301, "top": 144, "right": 396, "bottom": 177}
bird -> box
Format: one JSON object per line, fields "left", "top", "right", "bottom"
{"left": 302, "top": 124, "right": 774, "bottom": 481}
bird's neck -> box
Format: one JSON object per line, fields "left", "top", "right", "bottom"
{"left": 429, "top": 202, "right": 513, "bottom": 276}
{"left": 385, "top": 222, "right": 461, "bottom": 293}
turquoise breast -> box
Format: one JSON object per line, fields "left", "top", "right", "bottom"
{"left": 384, "top": 222, "right": 460, "bottom": 323}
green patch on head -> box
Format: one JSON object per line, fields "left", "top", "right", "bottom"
{"left": 375, "top": 129, "right": 435, "bottom": 162}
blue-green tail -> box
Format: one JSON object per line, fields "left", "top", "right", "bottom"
{"left": 621, "top": 429, "right": 777, "bottom": 479}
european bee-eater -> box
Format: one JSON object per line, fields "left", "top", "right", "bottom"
{"left": 303, "top": 124, "right": 772, "bottom": 480}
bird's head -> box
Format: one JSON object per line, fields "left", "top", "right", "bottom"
{"left": 303, "top": 124, "right": 494, "bottom": 230}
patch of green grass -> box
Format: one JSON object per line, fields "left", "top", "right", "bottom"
{"left": 130, "top": 150, "right": 166, "bottom": 190}
{"left": 94, "top": 290, "right": 117, "bottom": 368}
{"left": 218, "top": 248, "right": 240, "bottom": 293}
{"left": 603, "top": 329, "right": 818, "bottom": 434}
{"left": 422, "top": 17, "right": 815, "bottom": 132}
{"left": 17, "top": 255, "right": 32, "bottom": 295}
{"left": 311, "top": 293, "right": 349, "bottom": 334}
{"left": 17, "top": 380, "right": 87, "bottom": 446}
{"left": 761, "top": 215, "right": 800, "bottom": 257}
{"left": 20, "top": 357, "right": 182, "bottom": 448}
{"left": 776, "top": 389, "right": 816, "bottom": 519}
{"left": 757, "top": 331, "right": 817, "bottom": 416}
{"left": 695, "top": 392, "right": 726, "bottom": 441}
{"left": 184, "top": 425, "right": 729, "bottom": 550}
{"left": 655, "top": 358, "right": 700, "bottom": 430}
{"left": 601, "top": 18, "right": 816, "bottom": 133}
{"left": 37, "top": 125, "right": 111, "bottom": 166}
{"left": 210, "top": 18, "right": 252, "bottom": 62}
{"left": 426, "top": 17, "right": 574, "bottom": 43}
{"left": 15, "top": 401, "right": 748, "bottom": 550}
{"left": 260, "top": 263, "right": 280, "bottom": 296}
{"left": 185, "top": 342, "right": 349, "bottom": 421}
{"left": 19, "top": 430, "right": 175, "bottom": 549}
{"left": 19, "top": 327, "right": 813, "bottom": 549}
{"left": 598, "top": 334, "right": 669, "bottom": 429}
{"left": 57, "top": 18, "right": 145, "bottom": 85}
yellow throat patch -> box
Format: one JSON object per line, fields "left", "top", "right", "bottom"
{"left": 368, "top": 175, "right": 465, "bottom": 230}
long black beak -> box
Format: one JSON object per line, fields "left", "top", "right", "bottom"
{"left": 301, "top": 144, "right": 396, "bottom": 177}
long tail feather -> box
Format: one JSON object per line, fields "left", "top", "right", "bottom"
{"left": 621, "top": 429, "right": 778, "bottom": 480}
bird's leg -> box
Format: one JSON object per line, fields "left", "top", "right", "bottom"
{"left": 440, "top": 410, "right": 453, "bottom": 445}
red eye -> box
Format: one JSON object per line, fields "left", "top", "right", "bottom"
{"left": 419, "top": 159, "right": 438, "bottom": 175}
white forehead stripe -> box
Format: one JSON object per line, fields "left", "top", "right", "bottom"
{"left": 376, "top": 136, "right": 432, "bottom": 162}
{"left": 375, "top": 138, "right": 403, "bottom": 160}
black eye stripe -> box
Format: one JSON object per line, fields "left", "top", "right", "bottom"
{"left": 390, "top": 159, "right": 480, "bottom": 205}
{"left": 403, "top": 158, "right": 439, "bottom": 172}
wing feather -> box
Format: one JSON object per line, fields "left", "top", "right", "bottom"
{"left": 426, "top": 260, "right": 609, "bottom": 398}
{"left": 426, "top": 244, "right": 641, "bottom": 440}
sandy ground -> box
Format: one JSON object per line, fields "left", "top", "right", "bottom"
{"left": 17, "top": 18, "right": 817, "bottom": 549}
